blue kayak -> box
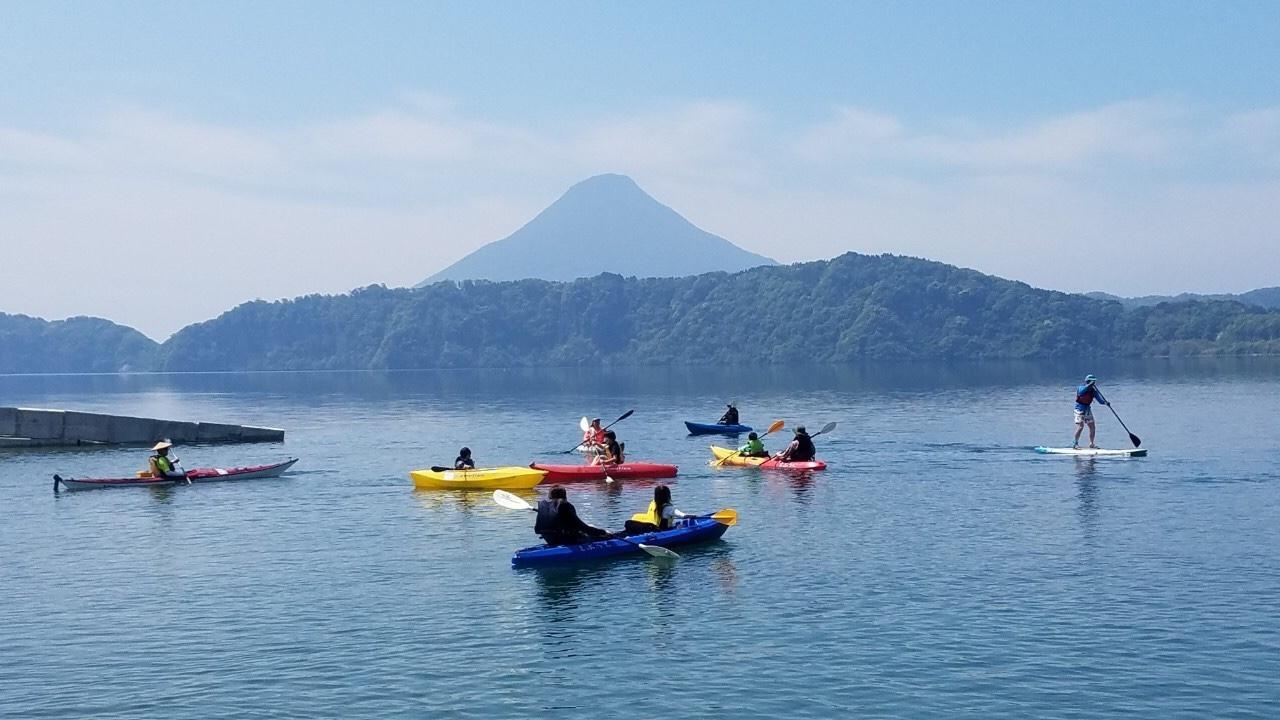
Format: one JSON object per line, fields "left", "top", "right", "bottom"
{"left": 512, "top": 516, "right": 730, "bottom": 567}
{"left": 684, "top": 421, "right": 753, "bottom": 435}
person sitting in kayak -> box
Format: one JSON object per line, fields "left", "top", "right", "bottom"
{"left": 454, "top": 447, "right": 475, "bottom": 470}
{"left": 624, "top": 484, "right": 686, "bottom": 534}
{"left": 592, "top": 430, "right": 624, "bottom": 466}
{"left": 535, "top": 485, "right": 610, "bottom": 546}
{"left": 147, "top": 441, "right": 186, "bottom": 479}
{"left": 718, "top": 403, "right": 739, "bottom": 425}
{"left": 581, "top": 418, "right": 606, "bottom": 454}
{"left": 738, "top": 431, "right": 768, "bottom": 458}
{"left": 777, "top": 426, "right": 816, "bottom": 462}
{"left": 1072, "top": 374, "right": 1110, "bottom": 449}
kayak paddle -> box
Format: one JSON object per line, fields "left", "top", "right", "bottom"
{"left": 560, "top": 409, "right": 635, "bottom": 453}
{"left": 811, "top": 421, "right": 838, "bottom": 438}
{"left": 490, "top": 489, "right": 675, "bottom": 559}
{"left": 713, "top": 419, "right": 785, "bottom": 467}
{"left": 1106, "top": 405, "right": 1142, "bottom": 448}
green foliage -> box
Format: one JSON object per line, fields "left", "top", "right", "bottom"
{"left": 155, "top": 253, "right": 1280, "bottom": 371}
{"left": 0, "top": 313, "right": 158, "bottom": 373}
{"left": 7, "top": 253, "right": 1280, "bottom": 373}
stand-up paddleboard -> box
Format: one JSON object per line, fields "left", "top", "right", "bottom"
{"left": 1035, "top": 446, "right": 1147, "bottom": 457}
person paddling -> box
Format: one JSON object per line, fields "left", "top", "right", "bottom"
{"left": 147, "top": 441, "right": 187, "bottom": 480}
{"left": 591, "top": 430, "right": 624, "bottom": 466}
{"left": 718, "top": 403, "right": 740, "bottom": 426}
{"left": 454, "top": 447, "right": 475, "bottom": 469}
{"left": 1073, "top": 374, "right": 1110, "bottom": 449}
{"left": 581, "top": 418, "right": 606, "bottom": 455}
{"left": 776, "top": 426, "right": 816, "bottom": 462}
{"left": 739, "top": 431, "right": 767, "bottom": 458}
{"left": 625, "top": 484, "right": 686, "bottom": 534}
{"left": 534, "top": 486, "right": 610, "bottom": 546}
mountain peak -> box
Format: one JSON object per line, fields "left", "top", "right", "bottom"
{"left": 418, "top": 175, "right": 775, "bottom": 285}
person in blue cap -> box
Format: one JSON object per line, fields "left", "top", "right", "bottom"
{"left": 1073, "top": 374, "right": 1109, "bottom": 448}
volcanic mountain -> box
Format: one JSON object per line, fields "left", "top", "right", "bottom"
{"left": 418, "top": 174, "right": 776, "bottom": 285}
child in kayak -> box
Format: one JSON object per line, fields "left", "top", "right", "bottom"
{"left": 777, "top": 426, "right": 816, "bottom": 462}
{"left": 454, "top": 447, "right": 475, "bottom": 469}
{"left": 738, "top": 431, "right": 767, "bottom": 458}
{"left": 625, "top": 484, "right": 686, "bottom": 534}
{"left": 592, "top": 430, "right": 624, "bottom": 466}
{"left": 535, "top": 486, "right": 611, "bottom": 546}
{"left": 718, "top": 403, "right": 740, "bottom": 425}
{"left": 581, "top": 417, "right": 606, "bottom": 454}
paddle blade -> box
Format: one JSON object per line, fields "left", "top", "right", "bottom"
{"left": 708, "top": 508, "right": 738, "bottom": 527}
{"left": 816, "top": 421, "right": 837, "bottom": 436}
{"left": 579, "top": 416, "right": 589, "bottom": 433}
{"left": 493, "top": 489, "right": 533, "bottom": 511}
{"left": 1129, "top": 432, "right": 1142, "bottom": 448}
{"left": 638, "top": 543, "right": 680, "bottom": 559}
{"left": 612, "top": 409, "right": 635, "bottom": 425}
{"left": 429, "top": 466, "right": 450, "bottom": 473}
{"left": 764, "top": 419, "right": 785, "bottom": 435}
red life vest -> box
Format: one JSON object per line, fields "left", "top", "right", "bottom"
{"left": 1076, "top": 386, "right": 1096, "bottom": 406}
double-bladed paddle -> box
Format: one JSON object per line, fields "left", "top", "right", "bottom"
{"left": 560, "top": 409, "right": 635, "bottom": 454}
{"left": 713, "top": 419, "right": 786, "bottom": 467}
{"left": 491, "top": 489, "right": 678, "bottom": 558}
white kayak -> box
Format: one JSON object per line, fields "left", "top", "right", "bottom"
{"left": 1035, "top": 446, "right": 1147, "bottom": 457}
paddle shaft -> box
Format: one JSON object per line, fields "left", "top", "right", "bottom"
{"left": 562, "top": 410, "right": 634, "bottom": 453}
{"left": 1106, "top": 404, "right": 1142, "bottom": 447}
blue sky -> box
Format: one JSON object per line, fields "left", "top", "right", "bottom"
{"left": 2, "top": 1, "right": 1278, "bottom": 338}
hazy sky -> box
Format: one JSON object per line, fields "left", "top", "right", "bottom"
{"left": 2, "top": 1, "right": 1278, "bottom": 339}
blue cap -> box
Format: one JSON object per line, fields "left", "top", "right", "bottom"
{"left": 1085, "top": 374, "right": 1097, "bottom": 382}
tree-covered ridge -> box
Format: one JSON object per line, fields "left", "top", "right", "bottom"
{"left": 0, "top": 313, "right": 158, "bottom": 374}
{"left": 157, "top": 253, "right": 1280, "bottom": 371}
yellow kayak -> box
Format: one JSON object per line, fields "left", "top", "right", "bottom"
{"left": 410, "top": 466, "right": 547, "bottom": 490}
{"left": 709, "top": 445, "right": 770, "bottom": 467}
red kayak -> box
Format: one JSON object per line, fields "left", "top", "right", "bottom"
{"left": 759, "top": 457, "right": 827, "bottom": 471}
{"left": 530, "top": 462, "right": 679, "bottom": 482}
{"left": 54, "top": 458, "right": 299, "bottom": 492}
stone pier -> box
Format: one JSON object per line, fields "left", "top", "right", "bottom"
{"left": 0, "top": 407, "right": 284, "bottom": 448}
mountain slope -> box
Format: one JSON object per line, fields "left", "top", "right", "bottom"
{"left": 0, "top": 313, "right": 158, "bottom": 373}
{"left": 418, "top": 174, "right": 776, "bottom": 285}
{"left": 159, "top": 253, "right": 1280, "bottom": 371}
{"left": 1088, "top": 287, "right": 1280, "bottom": 310}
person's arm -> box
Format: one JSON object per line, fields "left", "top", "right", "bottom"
{"left": 1095, "top": 388, "right": 1108, "bottom": 406}
{"left": 563, "top": 504, "right": 609, "bottom": 536}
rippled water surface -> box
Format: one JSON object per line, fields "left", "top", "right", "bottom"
{"left": 3, "top": 360, "right": 1279, "bottom": 718}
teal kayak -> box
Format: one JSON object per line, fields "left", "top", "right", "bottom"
{"left": 512, "top": 516, "right": 729, "bottom": 567}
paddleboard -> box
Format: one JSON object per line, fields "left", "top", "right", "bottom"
{"left": 1035, "top": 446, "right": 1147, "bottom": 457}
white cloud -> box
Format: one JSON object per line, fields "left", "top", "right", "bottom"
{"left": 1, "top": 97, "right": 1278, "bottom": 338}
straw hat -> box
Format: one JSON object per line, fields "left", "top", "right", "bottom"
{"left": 151, "top": 440, "right": 173, "bottom": 451}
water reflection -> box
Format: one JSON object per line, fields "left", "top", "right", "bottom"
{"left": 1074, "top": 457, "right": 1099, "bottom": 540}
{"left": 412, "top": 487, "right": 539, "bottom": 516}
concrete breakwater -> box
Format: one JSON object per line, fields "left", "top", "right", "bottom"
{"left": 0, "top": 407, "right": 284, "bottom": 447}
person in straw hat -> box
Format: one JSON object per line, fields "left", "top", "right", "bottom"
{"left": 147, "top": 440, "right": 187, "bottom": 479}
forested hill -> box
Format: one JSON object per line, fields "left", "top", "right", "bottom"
{"left": 156, "top": 253, "right": 1280, "bottom": 371}
{"left": 0, "top": 313, "right": 158, "bottom": 373}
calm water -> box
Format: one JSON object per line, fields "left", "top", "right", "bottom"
{"left": 2, "top": 360, "right": 1279, "bottom": 718}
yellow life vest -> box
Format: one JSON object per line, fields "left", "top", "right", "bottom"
{"left": 629, "top": 500, "right": 659, "bottom": 525}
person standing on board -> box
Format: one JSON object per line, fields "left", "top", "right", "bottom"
{"left": 147, "top": 441, "right": 187, "bottom": 479}
{"left": 1073, "top": 374, "right": 1110, "bottom": 449}
{"left": 718, "top": 403, "right": 740, "bottom": 426}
